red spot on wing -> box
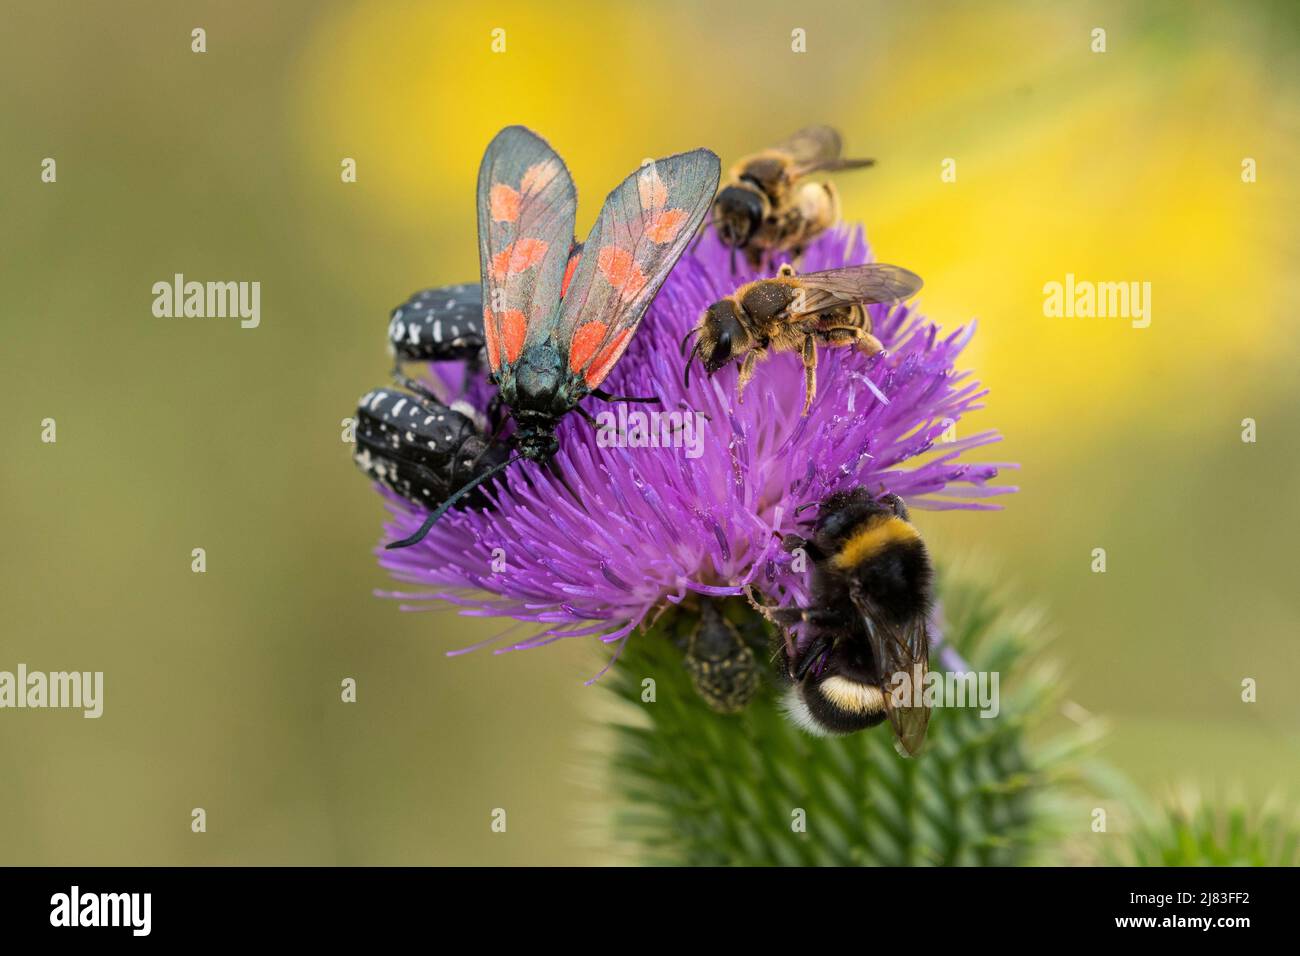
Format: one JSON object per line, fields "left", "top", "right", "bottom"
{"left": 584, "top": 328, "right": 633, "bottom": 388}
{"left": 645, "top": 208, "right": 688, "bottom": 244}
{"left": 568, "top": 321, "right": 607, "bottom": 373}
{"left": 512, "top": 237, "right": 549, "bottom": 270}
{"left": 561, "top": 252, "right": 581, "bottom": 297}
{"left": 483, "top": 308, "right": 501, "bottom": 372}
{"left": 501, "top": 309, "right": 527, "bottom": 364}
{"left": 638, "top": 166, "right": 667, "bottom": 209}
{"left": 597, "top": 246, "right": 647, "bottom": 301}
{"left": 520, "top": 160, "right": 559, "bottom": 195}
{"left": 490, "top": 184, "right": 521, "bottom": 223}
{"left": 491, "top": 237, "right": 550, "bottom": 279}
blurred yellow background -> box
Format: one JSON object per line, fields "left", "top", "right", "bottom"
{"left": 2, "top": 0, "right": 1297, "bottom": 864}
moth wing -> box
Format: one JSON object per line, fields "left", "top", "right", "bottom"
{"left": 476, "top": 126, "right": 577, "bottom": 377}
{"left": 555, "top": 148, "right": 720, "bottom": 389}
{"left": 849, "top": 584, "right": 931, "bottom": 758}
{"left": 790, "top": 264, "right": 924, "bottom": 317}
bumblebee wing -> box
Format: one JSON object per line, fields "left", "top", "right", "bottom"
{"left": 849, "top": 583, "right": 931, "bottom": 757}
{"left": 476, "top": 126, "right": 577, "bottom": 379}
{"left": 777, "top": 125, "right": 875, "bottom": 176}
{"left": 788, "top": 264, "right": 924, "bottom": 317}
{"left": 555, "top": 148, "right": 720, "bottom": 389}
{"left": 388, "top": 283, "right": 484, "bottom": 361}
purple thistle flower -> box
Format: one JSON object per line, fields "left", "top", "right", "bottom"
{"left": 372, "top": 225, "right": 1016, "bottom": 673}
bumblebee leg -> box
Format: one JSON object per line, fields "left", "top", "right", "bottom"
{"left": 735, "top": 350, "right": 762, "bottom": 404}
{"left": 800, "top": 336, "right": 817, "bottom": 416}
{"left": 742, "top": 585, "right": 805, "bottom": 626}
{"left": 792, "top": 634, "right": 830, "bottom": 680}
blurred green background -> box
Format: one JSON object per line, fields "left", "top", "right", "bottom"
{"left": 2, "top": 0, "right": 1297, "bottom": 864}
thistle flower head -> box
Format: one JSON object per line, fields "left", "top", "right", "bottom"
{"left": 373, "top": 225, "right": 1015, "bottom": 666}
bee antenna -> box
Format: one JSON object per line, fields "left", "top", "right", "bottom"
{"left": 729, "top": 245, "right": 737, "bottom": 276}
{"left": 793, "top": 500, "right": 820, "bottom": 517}
{"left": 679, "top": 326, "right": 700, "bottom": 359}
{"left": 683, "top": 339, "right": 701, "bottom": 390}
{"left": 384, "top": 454, "right": 523, "bottom": 550}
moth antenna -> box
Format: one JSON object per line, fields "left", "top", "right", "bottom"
{"left": 384, "top": 454, "right": 523, "bottom": 550}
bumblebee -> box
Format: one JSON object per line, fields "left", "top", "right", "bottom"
{"left": 747, "top": 488, "right": 932, "bottom": 755}
{"left": 712, "top": 126, "right": 874, "bottom": 268}
{"left": 682, "top": 599, "right": 761, "bottom": 714}
{"left": 682, "top": 262, "right": 923, "bottom": 415}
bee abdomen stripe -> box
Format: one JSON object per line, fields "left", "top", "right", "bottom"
{"left": 832, "top": 516, "right": 921, "bottom": 569}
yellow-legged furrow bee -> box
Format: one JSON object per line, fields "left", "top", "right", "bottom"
{"left": 683, "top": 599, "right": 762, "bottom": 714}
{"left": 682, "top": 262, "right": 923, "bottom": 415}
{"left": 713, "top": 126, "right": 875, "bottom": 268}
{"left": 748, "top": 487, "right": 932, "bottom": 755}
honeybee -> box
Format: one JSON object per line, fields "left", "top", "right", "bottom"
{"left": 747, "top": 488, "right": 932, "bottom": 755}
{"left": 712, "top": 126, "right": 875, "bottom": 268}
{"left": 682, "top": 262, "right": 923, "bottom": 415}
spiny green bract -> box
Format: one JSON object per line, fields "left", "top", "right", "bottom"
{"left": 1111, "top": 797, "right": 1300, "bottom": 867}
{"left": 602, "top": 574, "right": 1097, "bottom": 866}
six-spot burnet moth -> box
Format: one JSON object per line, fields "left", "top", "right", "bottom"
{"left": 379, "top": 126, "right": 721, "bottom": 550}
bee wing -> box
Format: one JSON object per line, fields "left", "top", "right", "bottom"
{"left": 777, "top": 125, "right": 874, "bottom": 176}
{"left": 476, "top": 126, "right": 578, "bottom": 378}
{"left": 849, "top": 584, "right": 931, "bottom": 757}
{"left": 788, "top": 264, "right": 924, "bottom": 317}
{"left": 555, "top": 148, "right": 720, "bottom": 389}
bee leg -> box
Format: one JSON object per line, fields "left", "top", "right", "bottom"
{"left": 743, "top": 585, "right": 805, "bottom": 627}
{"left": 800, "top": 335, "right": 817, "bottom": 416}
{"left": 735, "top": 350, "right": 762, "bottom": 404}
{"left": 858, "top": 331, "right": 885, "bottom": 356}
{"left": 792, "top": 634, "right": 830, "bottom": 680}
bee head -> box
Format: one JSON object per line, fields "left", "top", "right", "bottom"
{"left": 684, "top": 300, "right": 752, "bottom": 387}
{"left": 798, "top": 487, "right": 908, "bottom": 554}
{"left": 783, "top": 638, "right": 888, "bottom": 736}
{"left": 713, "top": 185, "right": 766, "bottom": 248}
